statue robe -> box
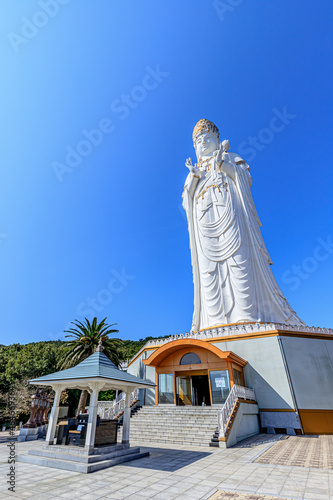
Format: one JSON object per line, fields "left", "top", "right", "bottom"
{"left": 182, "top": 152, "right": 304, "bottom": 332}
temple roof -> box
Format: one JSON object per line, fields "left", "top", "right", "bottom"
{"left": 29, "top": 351, "right": 155, "bottom": 388}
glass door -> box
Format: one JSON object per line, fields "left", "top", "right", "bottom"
{"left": 209, "top": 370, "right": 230, "bottom": 405}
{"left": 158, "top": 373, "right": 175, "bottom": 404}
{"left": 176, "top": 375, "right": 193, "bottom": 405}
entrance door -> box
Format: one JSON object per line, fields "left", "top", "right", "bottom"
{"left": 176, "top": 374, "right": 211, "bottom": 406}
{"left": 192, "top": 375, "right": 211, "bottom": 406}
{"left": 176, "top": 375, "right": 192, "bottom": 405}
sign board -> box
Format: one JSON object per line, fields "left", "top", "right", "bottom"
{"left": 215, "top": 378, "right": 226, "bottom": 388}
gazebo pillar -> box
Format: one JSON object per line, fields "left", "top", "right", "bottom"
{"left": 85, "top": 385, "right": 99, "bottom": 449}
{"left": 45, "top": 385, "right": 62, "bottom": 445}
{"left": 122, "top": 390, "right": 132, "bottom": 445}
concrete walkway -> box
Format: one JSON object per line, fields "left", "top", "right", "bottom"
{"left": 1, "top": 433, "right": 333, "bottom": 499}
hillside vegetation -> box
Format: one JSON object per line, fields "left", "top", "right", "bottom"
{"left": 0, "top": 335, "right": 169, "bottom": 425}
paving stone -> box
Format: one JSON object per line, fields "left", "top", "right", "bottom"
{"left": 151, "top": 492, "right": 180, "bottom": 500}
{"left": 1, "top": 433, "right": 332, "bottom": 500}
{"left": 207, "top": 492, "right": 295, "bottom": 500}
{"left": 254, "top": 435, "right": 333, "bottom": 470}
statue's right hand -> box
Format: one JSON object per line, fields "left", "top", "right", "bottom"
{"left": 186, "top": 158, "right": 201, "bottom": 178}
{"left": 185, "top": 157, "right": 193, "bottom": 170}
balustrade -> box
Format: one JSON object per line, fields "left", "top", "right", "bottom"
{"left": 97, "top": 389, "right": 139, "bottom": 420}
{"left": 218, "top": 385, "right": 256, "bottom": 439}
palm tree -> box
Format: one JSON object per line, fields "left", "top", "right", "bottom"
{"left": 59, "top": 317, "right": 121, "bottom": 415}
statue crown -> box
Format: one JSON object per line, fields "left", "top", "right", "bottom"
{"left": 193, "top": 119, "right": 220, "bottom": 144}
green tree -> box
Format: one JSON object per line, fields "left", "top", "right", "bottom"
{"left": 59, "top": 317, "right": 121, "bottom": 415}
{"left": 0, "top": 341, "right": 62, "bottom": 393}
{"left": 98, "top": 390, "right": 116, "bottom": 401}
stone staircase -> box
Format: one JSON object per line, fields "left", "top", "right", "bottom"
{"left": 17, "top": 443, "right": 149, "bottom": 473}
{"left": 118, "top": 406, "right": 219, "bottom": 447}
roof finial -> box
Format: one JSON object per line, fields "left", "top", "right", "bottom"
{"left": 96, "top": 338, "right": 104, "bottom": 352}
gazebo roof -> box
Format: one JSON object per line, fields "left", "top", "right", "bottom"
{"left": 29, "top": 351, "right": 155, "bottom": 390}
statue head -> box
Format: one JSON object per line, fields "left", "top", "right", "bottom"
{"left": 193, "top": 119, "right": 220, "bottom": 160}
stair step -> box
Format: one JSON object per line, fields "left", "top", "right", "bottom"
{"left": 130, "top": 431, "right": 215, "bottom": 434}
{"left": 119, "top": 405, "right": 223, "bottom": 447}
{"left": 27, "top": 445, "right": 140, "bottom": 463}
{"left": 17, "top": 449, "right": 149, "bottom": 473}
{"left": 120, "top": 426, "right": 215, "bottom": 430}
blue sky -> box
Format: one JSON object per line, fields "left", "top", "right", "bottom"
{"left": 0, "top": 0, "right": 332, "bottom": 345}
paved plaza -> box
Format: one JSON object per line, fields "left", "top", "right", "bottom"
{"left": 1, "top": 433, "right": 333, "bottom": 499}
{"left": 209, "top": 492, "right": 295, "bottom": 500}
{"left": 255, "top": 436, "right": 333, "bottom": 470}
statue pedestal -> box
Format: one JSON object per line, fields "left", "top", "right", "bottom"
{"left": 17, "top": 427, "right": 39, "bottom": 442}
{"left": 37, "top": 425, "right": 44, "bottom": 438}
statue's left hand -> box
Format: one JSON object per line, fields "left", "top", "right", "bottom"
{"left": 215, "top": 140, "right": 231, "bottom": 169}
{"left": 222, "top": 151, "right": 230, "bottom": 163}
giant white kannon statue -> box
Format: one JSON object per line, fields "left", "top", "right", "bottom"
{"left": 183, "top": 119, "right": 305, "bottom": 332}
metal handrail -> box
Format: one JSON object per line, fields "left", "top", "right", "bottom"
{"left": 97, "top": 389, "right": 139, "bottom": 420}
{"left": 218, "top": 385, "right": 255, "bottom": 439}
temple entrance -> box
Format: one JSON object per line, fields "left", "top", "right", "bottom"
{"left": 150, "top": 340, "right": 247, "bottom": 407}
{"left": 192, "top": 375, "right": 211, "bottom": 406}
{"left": 176, "top": 373, "right": 211, "bottom": 406}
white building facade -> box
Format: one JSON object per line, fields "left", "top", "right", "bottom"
{"left": 127, "top": 322, "right": 333, "bottom": 435}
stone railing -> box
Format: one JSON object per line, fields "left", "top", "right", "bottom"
{"left": 97, "top": 389, "right": 138, "bottom": 420}
{"left": 218, "top": 385, "right": 256, "bottom": 439}
{"left": 129, "top": 322, "right": 333, "bottom": 365}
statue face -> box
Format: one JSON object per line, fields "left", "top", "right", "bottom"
{"left": 195, "top": 132, "right": 219, "bottom": 159}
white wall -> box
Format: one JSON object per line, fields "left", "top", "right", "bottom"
{"left": 213, "top": 336, "right": 294, "bottom": 409}
{"left": 222, "top": 402, "right": 259, "bottom": 448}
{"left": 281, "top": 337, "right": 333, "bottom": 409}
{"left": 127, "top": 349, "right": 156, "bottom": 405}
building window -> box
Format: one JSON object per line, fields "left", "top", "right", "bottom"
{"left": 209, "top": 370, "right": 230, "bottom": 404}
{"left": 158, "top": 373, "right": 174, "bottom": 404}
{"left": 180, "top": 352, "right": 201, "bottom": 365}
{"left": 233, "top": 368, "right": 244, "bottom": 386}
